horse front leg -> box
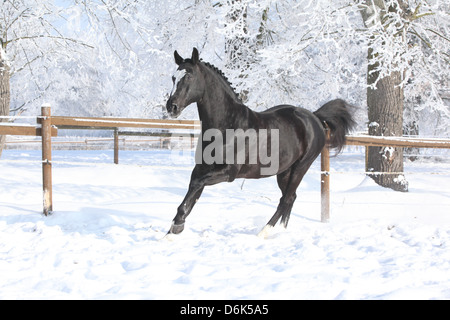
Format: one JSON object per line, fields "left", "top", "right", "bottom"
{"left": 168, "top": 180, "right": 204, "bottom": 235}
{"left": 166, "top": 164, "right": 238, "bottom": 236}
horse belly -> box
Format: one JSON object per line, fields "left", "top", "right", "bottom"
{"left": 236, "top": 164, "right": 266, "bottom": 179}
{"left": 234, "top": 126, "right": 304, "bottom": 179}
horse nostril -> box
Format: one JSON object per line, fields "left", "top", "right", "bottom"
{"left": 166, "top": 97, "right": 180, "bottom": 117}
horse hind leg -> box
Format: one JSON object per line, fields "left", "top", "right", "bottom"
{"left": 258, "top": 164, "right": 307, "bottom": 238}
{"left": 258, "top": 168, "right": 292, "bottom": 237}
{"left": 258, "top": 193, "right": 297, "bottom": 238}
{"left": 280, "top": 193, "right": 297, "bottom": 228}
{"left": 279, "top": 165, "right": 311, "bottom": 228}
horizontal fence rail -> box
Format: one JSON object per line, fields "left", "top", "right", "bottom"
{"left": 47, "top": 116, "right": 201, "bottom": 130}
{"left": 1, "top": 104, "right": 449, "bottom": 221}
{"left": 346, "top": 135, "right": 450, "bottom": 149}
{"left": 0, "top": 123, "right": 58, "bottom": 137}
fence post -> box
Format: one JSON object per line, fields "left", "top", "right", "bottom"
{"left": 321, "top": 128, "right": 331, "bottom": 223}
{"left": 114, "top": 128, "right": 119, "bottom": 164}
{"left": 41, "top": 104, "right": 53, "bottom": 216}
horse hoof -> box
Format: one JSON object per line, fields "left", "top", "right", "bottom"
{"left": 161, "top": 223, "right": 185, "bottom": 241}
{"left": 168, "top": 222, "right": 185, "bottom": 235}
{"left": 257, "top": 225, "right": 273, "bottom": 239}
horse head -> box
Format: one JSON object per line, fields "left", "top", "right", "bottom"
{"left": 166, "top": 48, "right": 204, "bottom": 118}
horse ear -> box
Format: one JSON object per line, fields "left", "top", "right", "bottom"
{"left": 174, "top": 50, "right": 184, "bottom": 65}
{"left": 192, "top": 48, "right": 199, "bottom": 65}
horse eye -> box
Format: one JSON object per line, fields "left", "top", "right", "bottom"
{"left": 172, "top": 76, "right": 176, "bottom": 83}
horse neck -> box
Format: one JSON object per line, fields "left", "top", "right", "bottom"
{"left": 197, "top": 64, "right": 249, "bottom": 130}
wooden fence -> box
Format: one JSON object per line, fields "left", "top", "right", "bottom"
{"left": 1, "top": 104, "right": 449, "bottom": 221}
{"left": 49, "top": 114, "right": 200, "bottom": 164}
{"left": 0, "top": 105, "right": 200, "bottom": 215}
{"left": 319, "top": 133, "right": 450, "bottom": 223}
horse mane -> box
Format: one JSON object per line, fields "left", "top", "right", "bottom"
{"left": 200, "top": 60, "right": 242, "bottom": 103}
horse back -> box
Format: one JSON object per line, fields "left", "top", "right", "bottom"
{"left": 258, "top": 104, "right": 325, "bottom": 150}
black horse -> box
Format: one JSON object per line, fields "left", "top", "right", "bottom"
{"left": 166, "top": 48, "right": 355, "bottom": 237}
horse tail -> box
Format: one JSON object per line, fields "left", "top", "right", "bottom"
{"left": 313, "top": 99, "right": 356, "bottom": 154}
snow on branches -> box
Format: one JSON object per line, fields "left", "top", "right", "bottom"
{"left": 1, "top": 0, "right": 449, "bottom": 135}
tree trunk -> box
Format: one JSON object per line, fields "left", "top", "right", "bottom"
{"left": 361, "top": 0, "right": 409, "bottom": 192}
{"left": 366, "top": 59, "right": 408, "bottom": 192}
{"left": 0, "top": 47, "right": 10, "bottom": 158}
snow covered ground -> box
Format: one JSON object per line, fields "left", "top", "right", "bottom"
{"left": 1, "top": 147, "right": 449, "bottom": 299}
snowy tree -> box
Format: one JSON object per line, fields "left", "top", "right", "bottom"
{"left": 56, "top": 0, "right": 224, "bottom": 119}
{"left": 1, "top": 0, "right": 89, "bottom": 156}
{"left": 222, "top": 0, "right": 448, "bottom": 191}
{"left": 360, "top": 0, "right": 410, "bottom": 192}
{"left": 0, "top": 0, "right": 165, "bottom": 156}
{"left": 1, "top": 0, "right": 448, "bottom": 175}
{"left": 358, "top": 0, "right": 449, "bottom": 191}
{"left": 235, "top": 1, "right": 368, "bottom": 118}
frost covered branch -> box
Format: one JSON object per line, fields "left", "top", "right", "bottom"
{"left": 1, "top": 0, "right": 448, "bottom": 136}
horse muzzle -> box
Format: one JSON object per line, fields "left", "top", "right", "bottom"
{"left": 166, "top": 98, "right": 181, "bottom": 118}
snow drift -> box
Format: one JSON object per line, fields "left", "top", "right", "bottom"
{"left": 0, "top": 148, "right": 449, "bottom": 299}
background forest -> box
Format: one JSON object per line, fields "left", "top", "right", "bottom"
{"left": 1, "top": 0, "right": 449, "bottom": 134}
